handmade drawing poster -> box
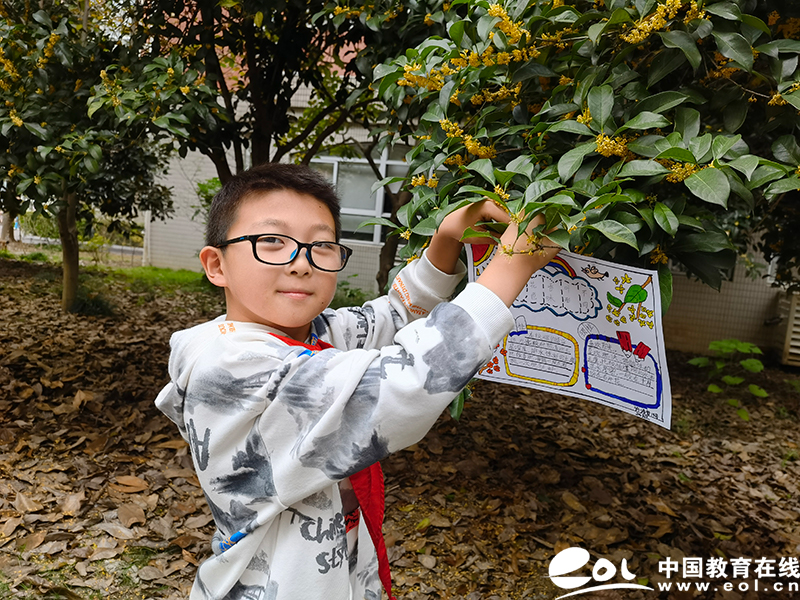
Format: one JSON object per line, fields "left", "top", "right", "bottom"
{"left": 467, "top": 245, "right": 672, "bottom": 429}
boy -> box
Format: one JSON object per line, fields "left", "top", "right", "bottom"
{"left": 155, "top": 163, "right": 559, "bottom": 600}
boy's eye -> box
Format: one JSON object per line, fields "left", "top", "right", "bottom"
{"left": 314, "top": 242, "right": 337, "bottom": 253}
{"left": 258, "top": 236, "right": 285, "bottom": 246}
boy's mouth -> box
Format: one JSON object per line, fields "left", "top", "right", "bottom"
{"left": 279, "top": 290, "right": 313, "bottom": 299}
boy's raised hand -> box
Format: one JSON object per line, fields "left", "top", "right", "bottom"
{"left": 427, "top": 199, "right": 510, "bottom": 274}
{"left": 476, "top": 213, "right": 562, "bottom": 307}
{"left": 437, "top": 199, "right": 511, "bottom": 245}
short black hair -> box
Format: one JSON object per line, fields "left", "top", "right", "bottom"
{"left": 205, "top": 163, "right": 342, "bottom": 247}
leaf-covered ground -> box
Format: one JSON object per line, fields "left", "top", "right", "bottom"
{"left": 1, "top": 253, "right": 799, "bottom": 600}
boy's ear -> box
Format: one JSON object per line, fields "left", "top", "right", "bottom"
{"left": 199, "top": 246, "right": 227, "bottom": 288}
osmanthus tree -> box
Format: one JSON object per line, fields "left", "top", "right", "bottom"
{"left": 357, "top": 0, "right": 800, "bottom": 305}
{"left": 0, "top": 1, "right": 173, "bottom": 312}
{"left": 89, "top": 0, "right": 431, "bottom": 184}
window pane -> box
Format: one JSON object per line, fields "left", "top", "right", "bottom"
{"left": 336, "top": 162, "right": 378, "bottom": 212}
{"left": 341, "top": 214, "right": 375, "bottom": 242}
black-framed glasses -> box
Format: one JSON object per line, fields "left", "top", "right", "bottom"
{"left": 216, "top": 233, "right": 353, "bottom": 272}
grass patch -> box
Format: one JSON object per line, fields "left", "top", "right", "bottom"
{"left": 107, "top": 266, "right": 217, "bottom": 296}
{"left": 20, "top": 251, "right": 50, "bottom": 262}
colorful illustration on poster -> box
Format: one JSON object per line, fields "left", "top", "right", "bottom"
{"left": 468, "top": 245, "right": 672, "bottom": 428}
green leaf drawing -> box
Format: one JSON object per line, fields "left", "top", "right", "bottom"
{"left": 607, "top": 292, "right": 623, "bottom": 308}
{"left": 623, "top": 284, "right": 648, "bottom": 305}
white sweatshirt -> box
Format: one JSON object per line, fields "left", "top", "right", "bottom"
{"left": 155, "top": 251, "right": 514, "bottom": 600}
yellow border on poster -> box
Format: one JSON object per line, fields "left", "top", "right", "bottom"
{"left": 503, "top": 326, "right": 579, "bottom": 387}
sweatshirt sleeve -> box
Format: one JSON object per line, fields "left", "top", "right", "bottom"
{"left": 312, "top": 249, "right": 467, "bottom": 352}
{"left": 183, "top": 283, "right": 512, "bottom": 517}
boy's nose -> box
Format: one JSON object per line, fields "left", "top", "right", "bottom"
{"left": 288, "top": 248, "right": 313, "bottom": 274}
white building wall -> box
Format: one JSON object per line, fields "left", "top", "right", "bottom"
{"left": 144, "top": 151, "right": 217, "bottom": 272}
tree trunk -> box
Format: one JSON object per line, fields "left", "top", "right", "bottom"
{"left": 57, "top": 192, "right": 80, "bottom": 312}
{"left": 376, "top": 189, "right": 411, "bottom": 293}
{"left": 0, "top": 211, "right": 16, "bottom": 243}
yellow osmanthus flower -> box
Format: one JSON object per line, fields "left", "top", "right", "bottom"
{"left": 649, "top": 245, "right": 669, "bottom": 265}
{"left": 683, "top": 0, "right": 706, "bottom": 23}
{"left": 444, "top": 154, "right": 465, "bottom": 166}
{"left": 576, "top": 108, "right": 592, "bottom": 125}
{"left": 440, "top": 118, "right": 464, "bottom": 138}
{"left": 662, "top": 160, "right": 700, "bottom": 182}
{"left": 552, "top": 0, "right": 564, "bottom": 7}
{"left": 33, "top": 175, "right": 41, "bottom": 185}
{"left": 464, "top": 135, "right": 496, "bottom": 159}
{"left": 9, "top": 109, "right": 23, "bottom": 127}
{"left": 559, "top": 75, "right": 573, "bottom": 86}
{"left": 411, "top": 174, "right": 427, "bottom": 187}
{"left": 397, "top": 63, "right": 445, "bottom": 91}
{"left": 769, "top": 93, "right": 788, "bottom": 106}
{"left": 768, "top": 11, "right": 780, "bottom": 26}
{"left": 595, "top": 134, "right": 631, "bottom": 159}
{"left": 494, "top": 185, "right": 510, "bottom": 200}
{"left": 427, "top": 174, "right": 439, "bottom": 188}
{"left": 541, "top": 27, "right": 577, "bottom": 50}
{"left": 778, "top": 17, "right": 800, "bottom": 39}
{"left": 487, "top": 4, "right": 529, "bottom": 45}
{"left": 424, "top": 13, "right": 434, "bottom": 26}
{"left": 180, "top": 85, "right": 190, "bottom": 94}
{"left": 400, "top": 229, "right": 412, "bottom": 240}
{"left": 7, "top": 164, "right": 20, "bottom": 177}
{"left": 622, "top": 0, "right": 681, "bottom": 44}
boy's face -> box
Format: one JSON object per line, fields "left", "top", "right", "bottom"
{"left": 202, "top": 189, "right": 339, "bottom": 341}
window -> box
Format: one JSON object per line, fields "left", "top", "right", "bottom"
{"left": 310, "top": 147, "right": 408, "bottom": 244}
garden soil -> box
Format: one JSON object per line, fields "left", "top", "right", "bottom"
{"left": 1, "top": 255, "right": 798, "bottom": 600}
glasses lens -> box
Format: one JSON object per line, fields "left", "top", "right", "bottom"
{"left": 310, "top": 242, "right": 348, "bottom": 271}
{"left": 254, "top": 235, "right": 348, "bottom": 271}
{"left": 254, "top": 235, "right": 296, "bottom": 264}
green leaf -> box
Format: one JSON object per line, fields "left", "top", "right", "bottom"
{"left": 558, "top": 143, "right": 596, "bottom": 182}
{"left": 449, "top": 385, "right": 470, "bottom": 420}
{"left": 722, "top": 375, "right": 745, "bottom": 386}
{"left": 766, "top": 177, "right": 800, "bottom": 195}
{"left": 712, "top": 30, "right": 754, "bottom": 71}
{"left": 740, "top": 358, "right": 764, "bottom": 373}
{"left": 727, "top": 398, "right": 741, "bottom": 407}
{"left": 623, "top": 284, "right": 648, "bottom": 305}
{"left": 772, "top": 135, "right": 800, "bottom": 164}
{"left": 449, "top": 20, "right": 466, "bottom": 46}
{"left": 712, "top": 134, "right": 741, "bottom": 161}
{"left": 736, "top": 408, "right": 750, "bottom": 422}
{"left": 357, "top": 217, "right": 399, "bottom": 230}
{"left": 631, "top": 91, "right": 687, "bottom": 116}
{"left": 684, "top": 168, "right": 730, "bottom": 207}
{"left": 525, "top": 179, "right": 564, "bottom": 202}
{"left": 704, "top": 2, "right": 742, "bottom": 20}
{"left": 726, "top": 155, "right": 759, "bottom": 180}
{"left": 675, "top": 107, "right": 700, "bottom": 141}
{"left": 658, "top": 264, "right": 672, "bottom": 315}
{"left": 23, "top": 122, "right": 48, "bottom": 140}
{"left": 468, "top": 159, "right": 496, "bottom": 185}
{"left": 708, "top": 384, "right": 723, "bottom": 393}
{"left": 748, "top": 384, "right": 768, "bottom": 397}
{"left": 587, "top": 85, "right": 614, "bottom": 131}
{"left": 648, "top": 49, "right": 686, "bottom": 87}
{"left": 590, "top": 220, "right": 638, "bottom": 249}
{"left": 512, "top": 62, "right": 557, "bottom": 83}
{"left": 547, "top": 120, "right": 594, "bottom": 135}
{"left": 617, "top": 160, "right": 670, "bottom": 177}
{"left": 659, "top": 30, "right": 701, "bottom": 69}
{"left": 607, "top": 292, "right": 623, "bottom": 308}
{"left": 654, "top": 202, "right": 679, "bottom": 235}
{"left": 615, "top": 111, "right": 671, "bottom": 134}
{"left": 655, "top": 147, "right": 696, "bottom": 163}
{"left": 688, "top": 133, "right": 713, "bottom": 163}
{"left": 688, "top": 356, "right": 709, "bottom": 367}
{"left": 371, "top": 176, "right": 406, "bottom": 194}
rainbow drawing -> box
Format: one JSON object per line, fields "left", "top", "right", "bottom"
{"left": 545, "top": 255, "right": 577, "bottom": 278}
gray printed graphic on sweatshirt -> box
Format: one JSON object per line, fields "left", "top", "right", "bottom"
{"left": 222, "top": 581, "right": 277, "bottom": 600}
{"left": 357, "top": 554, "right": 382, "bottom": 600}
{"left": 211, "top": 427, "right": 277, "bottom": 501}
{"left": 188, "top": 367, "right": 274, "bottom": 415}
{"left": 422, "top": 303, "right": 486, "bottom": 394}
{"left": 206, "top": 494, "right": 259, "bottom": 539}
{"left": 344, "top": 305, "right": 374, "bottom": 349}
{"left": 298, "top": 364, "right": 389, "bottom": 480}
{"left": 301, "top": 490, "right": 333, "bottom": 511}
